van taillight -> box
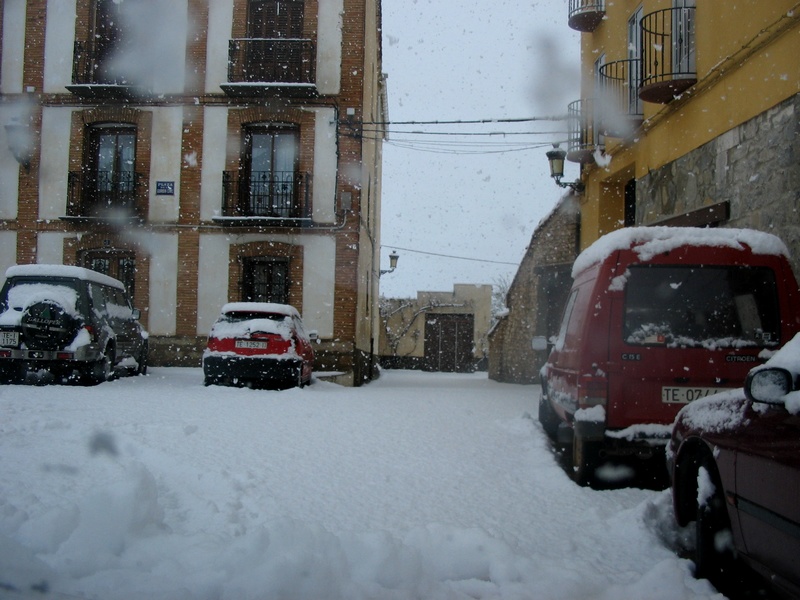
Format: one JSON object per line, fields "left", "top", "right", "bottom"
{"left": 578, "top": 375, "right": 607, "bottom": 409}
{"left": 0, "top": 350, "right": 10, "bottom": 358}
{"left": 56, "top": 352, "right": 73, "bottom": 360}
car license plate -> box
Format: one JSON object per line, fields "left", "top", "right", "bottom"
{"left": 662, "top": 386, "right": 729, "bottom": 404}
{"left": 0, "top": 331, "right": 19, "bottom": 346}
{"left": 235, "top": 339, "right": 268, "bottom": 350}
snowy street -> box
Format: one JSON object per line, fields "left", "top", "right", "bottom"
{"left": 0, "top": 369, "right": 723, "bottom": 599}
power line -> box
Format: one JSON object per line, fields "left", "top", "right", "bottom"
{"left": 361, "top": 116, "right": 568, "bottom": 125}
{"left": 382, "top": 245, "right": 519, "bottom": 266}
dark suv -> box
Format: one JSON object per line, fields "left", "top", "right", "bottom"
{"left": 0, "top": 264, "right": 148, "bottom": 385}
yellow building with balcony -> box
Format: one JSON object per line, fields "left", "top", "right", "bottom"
{"left": 563, "top": 1, "right": 799, "bottom": 268}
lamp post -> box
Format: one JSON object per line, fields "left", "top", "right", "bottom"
{"left": 4, "top": 118, "right": 33, "bottom": 171}
{"left": 380, "top": 251, "right": 399, "bottom": 276}
{"left": 546, "top": 144, "right": 584, "bottom": 193}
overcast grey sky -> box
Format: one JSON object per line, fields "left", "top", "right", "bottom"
{"left": 378, "top": 1, "right": 581, "bottom": 298}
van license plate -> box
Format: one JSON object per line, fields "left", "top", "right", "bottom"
{"left": 662, "top": 387, "right": 729, "bottom": 404}
{"left": 0, "top": 332, "right": 18, "bottom": 346}
{"left": 235, "top": 339, "right": 268, "bottom": 350}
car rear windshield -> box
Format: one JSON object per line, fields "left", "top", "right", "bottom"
{"left": 221, "top": 311, "right": 287, "bottom": 323}
{"left": 0, "top": 278, "right": 83, "bottom": 314}
{"left": 623, "top": 265, "right": 780, "bottom": 348}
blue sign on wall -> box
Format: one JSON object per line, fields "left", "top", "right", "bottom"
{"left": 156, "top": 181, "right": 175, "bottom": 196}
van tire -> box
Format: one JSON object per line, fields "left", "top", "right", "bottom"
{"left": 538, "top": 393, "right": 560, "bottom": 441}
{"left": 572, "top": 435, "right": 600, "bottom": 486}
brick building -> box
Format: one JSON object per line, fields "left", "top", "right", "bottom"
{"left": 488, "top": 197, "right": 579, "bottom": 384}
{"left": 0, "top": 0, "right": 386, "bottom": 385}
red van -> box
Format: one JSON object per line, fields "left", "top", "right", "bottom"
{"left": 537, "top": 227, "right": 800, "bottom": 486}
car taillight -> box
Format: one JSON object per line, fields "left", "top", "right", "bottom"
{"left": 84, "top": 325, "right": 97, "bottom": 342}
{"left": 207, "top": 337, "right": 229, "bottom": 352}
{"left": 578, "top": 374, "right": 607, "bottom": 409}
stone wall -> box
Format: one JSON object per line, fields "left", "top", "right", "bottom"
{"left": 488, "top": 197, "right": 580, "bottom": 384}
{"left": 638, "top": 94, "right": 800, "bottom": 277}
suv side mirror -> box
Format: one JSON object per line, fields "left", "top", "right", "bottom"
{"left": 308, "top": 330, "right": 319, "bottom": 342}
{"left": 744, "top": 367, "right": 794, "bottom": 404}
{"left": 531, "top": 336, "right": 549, "bottom": 352}
{"left": 132, "top": 308, "right": 141, "bottom": 320}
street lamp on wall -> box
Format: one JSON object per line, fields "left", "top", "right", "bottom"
{"left": 546, "top": 144, "right": 584, "bottom": 193}
{"left": 380, "top": 251, "right": 399, "bottom": 276}
{"left": 4, "top": 117, "right": 33, "bottom": 171}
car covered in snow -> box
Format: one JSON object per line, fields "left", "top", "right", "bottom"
{"left": 202, "top": 302, "right": 314, "bottom": 389}
{"left": 0, "top": 264, "right": 148, "bottom": 385}
{"left": 537, "top": 227, "right": 800, "bottom": 486}
{"left": 668, "top": 333, "right": 800, "bottom": 597}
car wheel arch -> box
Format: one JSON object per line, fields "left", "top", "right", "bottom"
{"left": 673, "top": 438, "right": 716, "bottom": 527}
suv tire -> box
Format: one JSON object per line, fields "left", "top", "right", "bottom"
{"left": 82, "top": 347, "right": 115, "bottom": 386}
{"left": 21, "top": 301, "right": 79, "bottom": 351}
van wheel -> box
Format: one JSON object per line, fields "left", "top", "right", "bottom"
{"left": 572, "top": 435, "right": 600, "bottom": 486}
{"left": 694, "top": 456, "right": 736, "bottom": 585}
{"left": 538, "top": 393, "right": 559, "bottom": 441}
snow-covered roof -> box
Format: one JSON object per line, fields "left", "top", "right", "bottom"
{"left": 221, "top": 302, "right": 299, "bottom": 318}
{"left": 5, "top": 264, "right": 126, "bottom": 290}
{"left": 573, "top": 227, "right": 789, "bottom": 277}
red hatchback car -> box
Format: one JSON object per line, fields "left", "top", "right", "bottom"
{"left": 202, "top": 303, "right": 314, "bottom": 389}
{"left": 669, "top": 333, "right": 800, "bottom": 597}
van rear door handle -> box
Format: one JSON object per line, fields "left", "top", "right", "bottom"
{"left": 674, "top": 377, "right": 690, "bottom": 384}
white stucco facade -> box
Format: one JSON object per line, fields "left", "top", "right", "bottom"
{"left": 205, "top": 0, "right": 235, "bottom": 94}
{"left": 36, "top": 232, "right": 70, "bottom": 265}
{"left": 0, "top": 231, "right": 18, "bottom": 276}
{"left": 311, "top": 107, "right": 339, "bottom": 223}
{"left": 38, "top": 107, "right": 73, "bottom": 220}
{"left": 200, "top": 106, "right": 229, "bottom": 221}
{"left": 316, "top": 0, "right": 344, "bottom": 95}
{"left": 148, "top": 107, "right": 183, "bottom": 223}
{"left": 147, "top": 233, "right": 179, "bottom": 336}
{"left": 1, "top": 0, "right": 25, "bottom": 94}
{"left": 43, "top": 0, "right": 77, "bottom": 93}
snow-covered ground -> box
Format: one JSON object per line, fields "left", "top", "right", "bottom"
{"left": 0, "top": 369, "right": 724, "bottom": 599}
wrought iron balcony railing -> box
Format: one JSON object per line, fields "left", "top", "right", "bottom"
{"left": 227, "top": 38, "right": 316, "bottom": 85}
{"left": 566, "top": 98, "right": 601, "bottom": 164}
{"left": 597, "top": 58, "right": 643, "bottom": 137}
{"left": 66, "top": 171, "right": 145, "bottom": 220}
{"left": 639, "top": 7, "right": 697, "bottom": 103}
{"left": 220, "top": 170, "right": 311, "bottom": 222}
{"left": 568, "top": 0, "right": 605, "bottom": 32}
{"left": 68, "top": 41, "right": 136, "bottom": 98}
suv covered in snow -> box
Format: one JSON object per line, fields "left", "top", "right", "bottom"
{"left": 0, "top": 264, "right": 148, "bottom": 385}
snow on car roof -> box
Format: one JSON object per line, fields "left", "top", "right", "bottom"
{"left": 5, "top": 264, "right": 126, "bottom": 290}
{"left": 220, "top": 302, "right": 300, "bottom": 318}
{"left": 572, "top": 226, "right": 790, "bottom": 277}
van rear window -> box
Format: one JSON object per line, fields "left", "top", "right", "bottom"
{"left": 623, "top": 265, "right": 780, "bottom": 348}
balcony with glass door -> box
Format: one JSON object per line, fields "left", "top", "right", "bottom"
{"left": 639, "top": 6, "right": 697, "bottom": 103}
{"left": 597, "top": 59, "right": 643, "bottom": 137}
